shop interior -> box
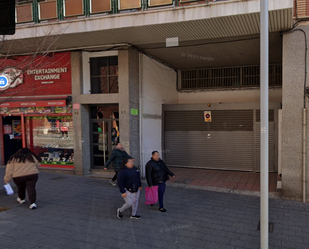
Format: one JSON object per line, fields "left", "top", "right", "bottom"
{"left": 2, "top": 115, "right": 74, "bottom": 168}
{"left": 3, "top": 116, "right": 23, "bottom": 164}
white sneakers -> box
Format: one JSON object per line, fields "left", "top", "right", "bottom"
{"left": 29, "top": 203, "right": 37, "bottom": 210}
{"left": 17, "top": 198, "right": 26, "bottom": 204}
{"left": 17, "top": 198, "right": 37, "bottom": 209}
{"left": 109, "top": 180, "right": 117, "bottom": 187}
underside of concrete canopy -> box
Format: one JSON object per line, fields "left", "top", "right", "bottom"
{"left": 141, "top": 33, "right": 283, "bottom": 69}
{"left": 1, "top": 0, "right": 293, "bottom": 58}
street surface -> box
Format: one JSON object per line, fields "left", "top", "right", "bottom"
{"left": 0, "top": 168, "right": 309, "bottom": 249}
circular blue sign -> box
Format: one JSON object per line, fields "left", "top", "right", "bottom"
{"left": 0, "top": 75, "right": 8, "bottom": 88}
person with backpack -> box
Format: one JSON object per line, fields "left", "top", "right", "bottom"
{"left": 4, "top": 148, "right": 40, "bottom": 210}
{"left": 104, "top": 142, "right": 129, "bottom": 186}
{"left": 146, "top": 151, "right": 175, "bottom": 212}
{"left": 116, "top": 157, "right": 142, "bottom": 220}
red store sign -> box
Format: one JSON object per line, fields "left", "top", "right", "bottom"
{"left": 0, "top": 100, "right": 66, "bottom": 108}
{"left": 0, "top": 52, "right": 72, "bottom": 97}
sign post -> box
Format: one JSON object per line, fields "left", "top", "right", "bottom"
{"left": 260, "top": 0, "right": 269, "bottom": 248}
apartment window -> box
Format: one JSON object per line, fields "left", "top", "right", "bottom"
{"left": 90, "top": 56, "right": 118, "bottom": 94}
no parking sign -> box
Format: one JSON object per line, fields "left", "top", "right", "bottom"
{"left": 204, "top": 111, "right": 212, "bottom": 122}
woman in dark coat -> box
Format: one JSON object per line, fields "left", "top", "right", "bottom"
{"left": 104, "top": 142, "right": 129, "bottom": 186}
{"left": 146, "top": 151, "right": 175, "bottom": 212}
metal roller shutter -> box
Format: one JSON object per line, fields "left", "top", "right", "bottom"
{"left": 164, "top": 110, "right": 254, "bottom": 171}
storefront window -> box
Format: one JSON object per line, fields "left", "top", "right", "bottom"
{"left": 26, "top": 116, "right": 74, "bottom": 167}
{"left": 90, "top": 56, "right": 118, "bottom": 94}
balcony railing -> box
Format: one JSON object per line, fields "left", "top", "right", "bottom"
{"left": 64, "top": 0, "right": 84, "bottom": 17}
{"left": 118, "top": 0, "right": 141, "bottom": 10}
{"left": 90, "top": 0, "right": 112, "bottom": 14}
{"left": 38, "top": 0, "right": 58, "bottom": 20}
{"left": 294, "top": 0, "right": 309, "bottom": 18}
{"left": 16, "top": 2, "right": 33, "bottom": 23}
{"left": 20, "top": 0, "right": 294, "bottom": 25}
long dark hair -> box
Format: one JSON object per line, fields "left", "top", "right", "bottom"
{"left": 8, "top": 148, "right": 41, "bottom": 164}
{"left": 119, "top": 156, "right": 134, "bottom": 171}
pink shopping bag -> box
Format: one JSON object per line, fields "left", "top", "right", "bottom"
{"left": 145, "top": 186, "right": 158, "bottom": 205}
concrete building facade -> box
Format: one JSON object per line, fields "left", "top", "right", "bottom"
{"left": 282, "top": 22, "right": 309, "bottom": 201}
{"left": 2, "top": 0, "right": 309, "bottom": 201}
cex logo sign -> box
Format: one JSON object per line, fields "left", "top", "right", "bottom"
{"left": 0, "top": 67, "right": 24, "bottom": 91}
{"left": 0, "top": 75, "right": 8, "bottom": 88}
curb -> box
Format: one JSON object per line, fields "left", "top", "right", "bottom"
{"left": 166, "top": 182, "right": 282, "bottom": 199}
{"left": 87, "top": 175, "right": 282, "bottom": 199}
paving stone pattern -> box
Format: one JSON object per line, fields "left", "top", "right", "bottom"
{"left": 0, "top": 168, "right": 309, "bottom": 249}
{"left": 169, "top": 168, "right": 277, "bottom": 192}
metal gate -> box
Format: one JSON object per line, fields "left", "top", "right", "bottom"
{"left": 164, "top": 110, "right": 254, "bottom": 171}
{"left": 164, "top": 108, "right": 277, "bottom": 172}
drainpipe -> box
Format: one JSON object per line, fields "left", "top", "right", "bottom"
{"left": 303, "top": 108, "right": 307, "bottom": 203}
{"left": 139, "top": 52, "right": 144, "bottom": 177}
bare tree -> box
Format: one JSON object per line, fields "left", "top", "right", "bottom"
{"left": 0, "top": 23, "right": 72, "bottom": 105}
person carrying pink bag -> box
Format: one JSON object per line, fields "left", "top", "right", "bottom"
{"left": 146, "top": 151, "right": 175, "bottom": 212}
{"left": 145, "top": 185, "right": 158, "bottom": 205}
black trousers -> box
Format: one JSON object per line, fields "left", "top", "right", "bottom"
{"left": 112, "top": 171, "right": 118, "bottom": 182}
{"left": 61, "top": 131, "right": 68, "bottom": 137}
{"left": 13, "top": 174, "right": 39, "bottom": 204}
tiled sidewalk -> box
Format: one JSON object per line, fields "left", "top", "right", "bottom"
{"left": 168, "top": 167, "right": 278, "bottom": 192}
{"left": 0, "top": 168, "right": 308, "bottom": 249}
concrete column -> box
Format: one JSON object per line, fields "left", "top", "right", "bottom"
{"left": 73, "top": 104, "right": 91, "bottom": 176}
{"left": 282, "top": 24, "right": 309, "bottom": 201}
{"left": 71, "top": 52, "right": 91, "bottom": 175}
{"left": 118, "top": 49, "right": 140, "bottom": 166}
{"left": 71, "top": 52, "right": 82, "bottom": 97}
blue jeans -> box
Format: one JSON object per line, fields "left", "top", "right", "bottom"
{"left": 157, "top": 182, "right": 166, "bottom": 209}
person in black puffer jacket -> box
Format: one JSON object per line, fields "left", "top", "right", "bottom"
{"left": 117, "top": 157, "right": 142, "bottom": 220}
{"left": 104, "top": 142, "right": 129, "bottom": 186}
{"left": 146, "top": 151, "right": 175, "bottom": 212}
